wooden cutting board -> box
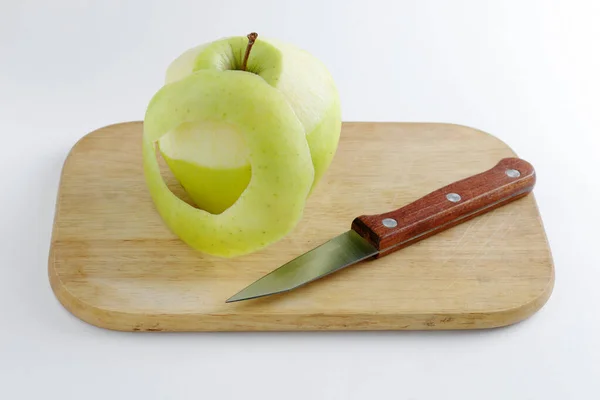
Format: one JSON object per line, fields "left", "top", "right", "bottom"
{"left": 48, "top": 121, "right": 554, "bottom": 331}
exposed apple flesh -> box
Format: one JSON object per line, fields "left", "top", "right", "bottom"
{"left": 158, "top": 121, "right": 252, "bottom": 214}
{"left": 143, "top": 33, "right": 341, "bottom": 257}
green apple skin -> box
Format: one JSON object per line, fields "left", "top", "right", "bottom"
{"left": 143, "top": 35, "right": 341, "bottom": 257}
{"left": 160, "top": 35, "right": 341, "bottom": 213}
{"left": 143, "top": 70, "right": 314, "bottom": 257}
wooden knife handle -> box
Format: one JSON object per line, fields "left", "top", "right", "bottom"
{"left": 351, "top": 158, "right": 536, "bottom": 258}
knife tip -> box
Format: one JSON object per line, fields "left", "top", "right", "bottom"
{"left": 225, "top": 293, "right": 247, "bottom": 303}
{"left": 225, "top": 290, "right": 277, "bottom": 303}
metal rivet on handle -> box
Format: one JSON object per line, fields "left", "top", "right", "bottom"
{"left": 382, "top": 218, "right": 398, "bottom": 228}
{"left": 446, "top": 193, "right": 461, "bottom": 203}
{"left": 505, "top": 169, "right": 520, "bottom": 178}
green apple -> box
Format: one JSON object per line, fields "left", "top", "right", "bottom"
{"left": 143, "top": 33, "right": 341, "bottom": 257}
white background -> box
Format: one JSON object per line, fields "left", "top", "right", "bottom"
{"left": 1, "top": 1, "right": 599, "bottom": 399}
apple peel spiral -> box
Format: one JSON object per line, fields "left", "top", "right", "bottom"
{"left": 142, "top": 33, "right": 341, "bottom": 257}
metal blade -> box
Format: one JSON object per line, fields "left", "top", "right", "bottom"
{"left": 226, "top": 230, "right": 378, "bottom": 303}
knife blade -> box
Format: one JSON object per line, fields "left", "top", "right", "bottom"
{"left": 226, "top": 157, "right": 536, "bottom": 303}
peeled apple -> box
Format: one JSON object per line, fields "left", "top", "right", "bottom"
{"left": 142, "top": 33, "right": 341, "bottom": 257}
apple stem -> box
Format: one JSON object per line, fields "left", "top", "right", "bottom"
{"left": 241, "top": 32, "right": 258, "bottom": 71}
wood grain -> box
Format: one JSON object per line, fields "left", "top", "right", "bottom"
{"left": 351, "top": 158, "right": 536, "bottom": 258}
{"left": 48, "top": 121, "right": 554, "bottom": 331}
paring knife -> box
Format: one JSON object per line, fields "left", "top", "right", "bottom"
{"left": 226, "top": 157, "right": 535, "bottom": 303}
